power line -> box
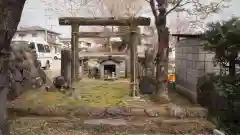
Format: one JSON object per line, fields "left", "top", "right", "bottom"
{"left": 44, "top": 13, "right": 55, "bottom": 30}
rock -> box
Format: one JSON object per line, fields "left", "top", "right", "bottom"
{"left": 186, "top": 107, "right": 208, "bottom": 118}
{"left": 144, "top": 108, "right": 160, "bottom": 117}
{"left": 106, "top": 107, "right": 132, "bottom": 116}
{"left": 84, "top": 118, "right": 127, "bottom": 126}
{"left": 88, "top": 107, "right": 106, "bottom": 117}
{"left": 8, "top": 82, "right": 22, "bottom": 100}
{"left": 53, "top": 76, "right": 65, "bottom": 89}
{"left": 121, "top": 107, "right": 133, "bottom": 116}
{"left": 13, "top": 68, "right": 23, "bottom": 82}
{"left": 0, "top": 73, "right": 8, "bottom": 86}
{"left": 32, "top": 77, "right": 43, "bottom": 88}
{"left": 106, "top": 107, "right": 122, "bottom": 116}
{"left": 22, "top": 69, "right": 30, "bottom": 80}
{"left": 168, "top": 103, "right": 187, "bottom": 119}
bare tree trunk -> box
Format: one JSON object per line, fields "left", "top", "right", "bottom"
{"left": 154, "top": 0, "right": 170, "bottom": 103}
{"left": 0, "top": 0, "right": 26, "bottom": 134}
{"left": 155, "top": 27, "right": 170, "bottom": 103}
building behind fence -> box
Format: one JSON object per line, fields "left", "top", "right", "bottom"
{"left": 173, "top": 34, "right": 240, "bottom": 134}
{"left": 174, "top": 34, "right": 220, "bottom": 103}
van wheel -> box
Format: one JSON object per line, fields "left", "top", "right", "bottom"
{"left": 44, "top": 61, "right": 50, "bottom": 70}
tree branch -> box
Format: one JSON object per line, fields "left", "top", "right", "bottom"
{"left": 149, "top": 0, "right": 157, "bottom": 19}
{"left": 41, "top": 0, "right": 93, "bottom": 17}
{"left": 144, "top": 0, "right": 150, "bottom": 3}
{"left": 165, "top": 0, "right": 191, "bottom": 15}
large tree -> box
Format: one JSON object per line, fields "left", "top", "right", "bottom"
{"left": 97, "top": 0, "right": 144, "bottom": 17}
{"left": 0, "top": 0, "right": 27, "bottom": 134}
{"left": 203, "top": 17, "right": 240, "bottom": 77}
{"left": 92, "top": 0, "right": 145, "bottom": 51}
{"left": 147, "top": 0, "right": 231, "bottom": 102}
{"left": 42, "top": 0, "right": 92, "bottom": 16}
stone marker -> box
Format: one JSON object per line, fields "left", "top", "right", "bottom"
{"left": 168, "top": 103, "right": 187, "bottom": 119}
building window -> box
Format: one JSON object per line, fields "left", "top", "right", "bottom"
{"left": 32, "top": 33, "right": 37, "bottom": 37}
{"left": 18, "top": 33, "right": 26, "bottom": 37}
{"left": 37, "top": 44, "right": 45, "bottom": 52}
{"left": 44, "top": 45, "right": 51, "bottom": 53}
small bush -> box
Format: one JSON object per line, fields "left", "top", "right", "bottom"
{"left": 197, "top": 73, "right": 240, "bottom": 134}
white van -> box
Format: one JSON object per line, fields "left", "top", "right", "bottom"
{"left": 11, "top": 39, "right": 53, "bottom": 70}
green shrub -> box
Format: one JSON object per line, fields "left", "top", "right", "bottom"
{"left": 197, "top": 73, "right": 240, "bottom": 134}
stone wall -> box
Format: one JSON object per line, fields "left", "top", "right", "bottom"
{"left": 175, "top": 37, "right": 220, "bottom": 103}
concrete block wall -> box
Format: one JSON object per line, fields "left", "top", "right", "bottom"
{"left": 175, "top": 38, "right": 220, "bottom": 103}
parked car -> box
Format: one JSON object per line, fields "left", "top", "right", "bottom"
{"left": 53, "top": 53, "right": 61, "bottom": 60}
{"left": 11, "top": 39, "right": 52, "bottom": 70}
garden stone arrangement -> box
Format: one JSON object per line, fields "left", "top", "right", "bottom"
{"left": 8, "top": 80, "right": 215, "bottom": 135}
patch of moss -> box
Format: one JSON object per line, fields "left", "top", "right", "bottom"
{"left": 10, "top": 80, "right": 130, "bottom": 113}
{"left": 70, "top": 80, "right": 129, "bottom": 107}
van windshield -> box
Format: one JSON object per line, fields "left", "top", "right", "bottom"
{"left": 11, "top": 41, "right": 35, "bottom": 50}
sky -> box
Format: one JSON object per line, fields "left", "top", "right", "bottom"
{"left": 19, "top": 0, "right": 240, "bottom": 38}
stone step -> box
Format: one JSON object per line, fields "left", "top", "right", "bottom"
{"left": 12, "top": 117, "right": 214, "bottom": 134}
{"left": 69, "top": 118, "right": 215, "bottom": 134}
{"left": 8, "top": 104, "right": 208, "bottom": 119}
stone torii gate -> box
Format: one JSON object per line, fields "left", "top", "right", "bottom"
{"left": 58, "top": 17, "right": 150, "bottom": 97}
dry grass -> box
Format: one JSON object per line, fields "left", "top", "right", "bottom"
{"left": 9, "top": 79, "right": 195, "bottom": 116}
{"left": 71, "top": 79, "right": 130, "bottom": 107}
{"left": 9, "top": 79, "right": 210, "bottom": 135}
{"left": 9, "top": 79, "right": 130, "bottom": 113}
